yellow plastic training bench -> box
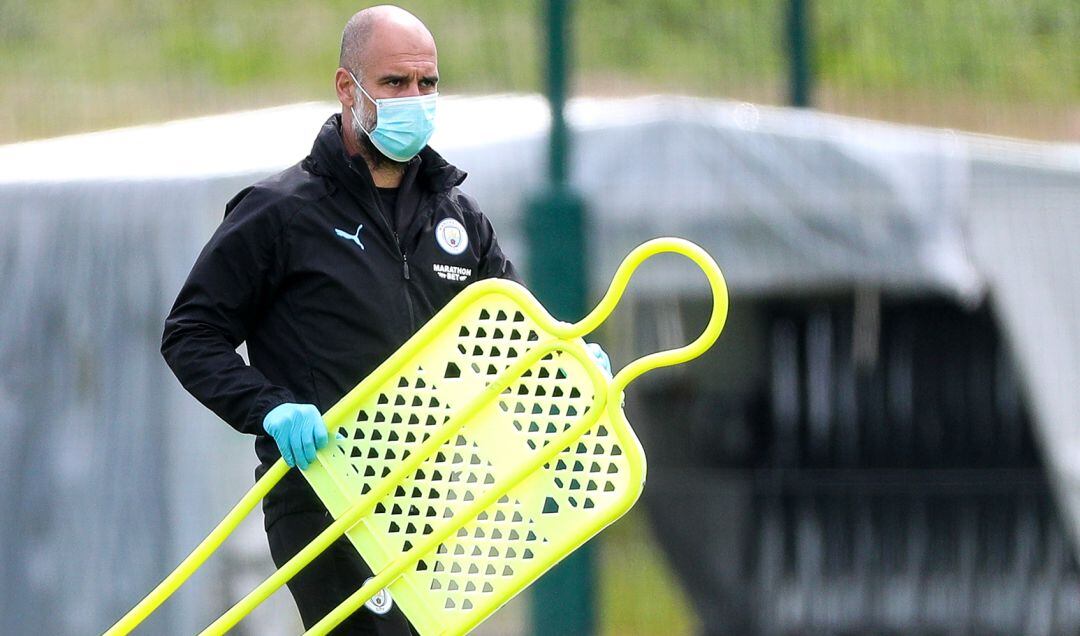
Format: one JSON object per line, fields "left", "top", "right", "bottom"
{"left": 106, "top": 236, "right": 728, "bottom": 635}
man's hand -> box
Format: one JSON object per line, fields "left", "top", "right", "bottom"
{"left": 262, "top": 403, "right": 329, "bottom": 470}
{"left": 587, "top": 342, "right": 613, "bottom": 379}
{"left": 587, "top": 342, "right": 625, "bottom": 406}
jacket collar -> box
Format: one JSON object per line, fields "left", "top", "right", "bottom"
{"left": 307, "top": 113, "right": 467, "bottom": 195}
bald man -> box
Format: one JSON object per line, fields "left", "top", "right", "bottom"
{"left": 161, "top": 6, "right": 518, "bottom": 633}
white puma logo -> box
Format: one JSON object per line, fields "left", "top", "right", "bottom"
{"left": 335, "top": 224, "right": 365, "bottom": 250}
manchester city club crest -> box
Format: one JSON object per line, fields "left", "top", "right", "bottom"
{"left": 435, "top": 218, "right": 468, "bottom": 255}
{"left": 362, "top": 577, "right": 394, "bottom": 615}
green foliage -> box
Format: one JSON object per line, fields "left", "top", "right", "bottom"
{"left": 1, "top": 0, "right": 1076, "bottom": 141}
{"left": 816, "top": 0, "right": 1078, "bottom": 101}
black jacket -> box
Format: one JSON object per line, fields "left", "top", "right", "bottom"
{"left": 162, "top": 114, "right": 518, "bottom": 524}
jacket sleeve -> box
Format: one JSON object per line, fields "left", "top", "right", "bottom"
{"left": 468, "top": 199, "right": 522, "bottom": 284}
{"left": 161, "top": 186, "right": 296, "bottom": 435}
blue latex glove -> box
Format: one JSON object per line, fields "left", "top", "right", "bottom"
{"left": 587, "top": 343, "right": 625, "bottom": 406}
{"left": 262, "top": 403, "right": 329, "bottom": 470}
{"left": 587, "top": 342, "right": 613, "bottom": 379}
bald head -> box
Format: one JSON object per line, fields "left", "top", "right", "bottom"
{"left": 334, "top": 5, "right": 440, "bottom": 167}
{"left": 339, "top": 5, "right": 436, "bottom": 77}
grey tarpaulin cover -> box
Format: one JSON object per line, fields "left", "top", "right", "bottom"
{"left": 0, "top": 96, "right": 1077, "bottom": 634}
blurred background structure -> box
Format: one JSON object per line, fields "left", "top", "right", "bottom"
{"left": 1, "top": 1, "right": 1078, "bottom": 635}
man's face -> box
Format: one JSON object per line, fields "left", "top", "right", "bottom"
{"left": 349, "top": 20, "right": 439, "bottom": 163}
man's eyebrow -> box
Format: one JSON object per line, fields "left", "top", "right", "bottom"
{"left": 378, "top": 73, "right": 408, "bottom": 83}
{"left": 423, "top": 74, "right": 440, "bottom": 83}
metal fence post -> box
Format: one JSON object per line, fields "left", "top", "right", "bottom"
{"left": 787, "top": 0, "right": 813, "bottom": 107}
{"left": 526, "top": 0, "right": 594, "bottom": 634}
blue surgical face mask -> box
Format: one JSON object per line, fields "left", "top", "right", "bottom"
{"left": 349, "top": 71, "right": 437, "bottom": 162}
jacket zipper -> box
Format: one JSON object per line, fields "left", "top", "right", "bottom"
{"left": 399, "top": 235, "right": 411, "bottom": 280}
{"left": 350, "top": 158, "right": 419, "bottom": 330}
{"left": 394, "top": 230, "right": 418, "bottom": 330}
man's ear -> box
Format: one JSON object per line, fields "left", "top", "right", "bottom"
{"left": 334, "top": 68, "right": 356, "bottom": 107}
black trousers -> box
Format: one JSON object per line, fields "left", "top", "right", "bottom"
{"left": 266, "top": 510, "right": 417, "bottom": 635}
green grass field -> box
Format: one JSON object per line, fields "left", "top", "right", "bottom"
{"left": 598, "top": 508, "right": 700, "bottom": 635}
{"left": 2, "top": 0, "right": 1076, "bottom": 142}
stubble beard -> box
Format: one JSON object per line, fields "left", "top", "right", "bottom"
{"left": 351, "top": 98, "right": 406, "bottom": 172}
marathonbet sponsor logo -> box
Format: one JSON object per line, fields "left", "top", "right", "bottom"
{"left": 433, "top": 263, "right": 472, "bottom": 282}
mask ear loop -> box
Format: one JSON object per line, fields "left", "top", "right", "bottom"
{"left": 552, "top": 237, "right": 729, "bottom": 399}
{"left": 347, "top": 71, "right": 378, "bottom": 135}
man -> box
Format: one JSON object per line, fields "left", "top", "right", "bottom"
{"left": 162, "top": 5, "right": 609, "bottom": 633}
